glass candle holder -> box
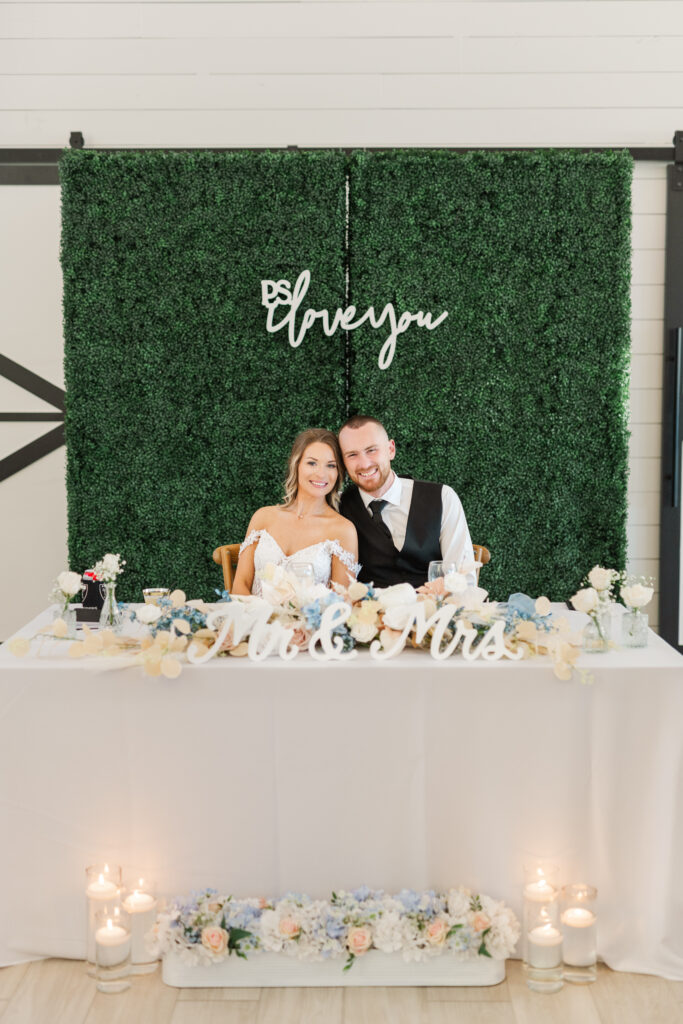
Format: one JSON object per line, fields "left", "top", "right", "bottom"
{"left": 561, "top": 883, "right": 597, "bottom": 983}
{"left": 622, "top": 609, "right": 648, "bottom": 648}
{"left": 143, "top": 588, "right": 170, "bottom": 605}
{"left": 524, "top": 902, "right": 563, "bottom": 993}
{"left": 122, "top": 877, "right": 158, "bottom": 974}
{"left": 95, "top": 906, "right": 131, "bottom": 993}
{"left": 85, "top": 864, "right": 122, "bottom": 972}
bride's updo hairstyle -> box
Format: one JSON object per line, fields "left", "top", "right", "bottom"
{"left": 282, "top": 429, "right": 345, "bottom": 511}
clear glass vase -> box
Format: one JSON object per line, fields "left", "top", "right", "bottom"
{"left": 99, "top": 582, "right": 122, "bottom": 631}
{"left": 583, "top": 616, "right": 609, "bottom": 653}
{"left": 622, "top": 608, "right": 648, "bottom": 648}
{"left": 53, "top": 603, "right": 77, "bottom": 639}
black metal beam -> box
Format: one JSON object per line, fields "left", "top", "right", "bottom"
{"left": 0, "top": 143, "right": 677, "bottom": 185}
{"left": 0, "top": 423, "right": 65, "bottom": 484}
{"left": 660, "top": 143, "right": 683, "bottom": 652}
{"left": 0, "top": 353, "right": 65, "bottom": 411}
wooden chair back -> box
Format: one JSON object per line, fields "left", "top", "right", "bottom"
{"left": 213, "top": 542, "right": 491, "bottom": 593}
{"left": 472, "top": 544, "right": 491, "bottom": 582}
{"left": 212, "top": 543, "right": 241, "bottom": 592}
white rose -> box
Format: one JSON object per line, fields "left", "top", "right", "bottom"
{"left": 444, "top": 572, "right": 468, "bottom": 594}
{"left": 383, "top": 604, "right": 417, "bottom": 631}
{"left": 570, "top": 587, "right": 598, "bottom": 614}
{"left": 621, "top": 584, "right": 653, "bottom": 610}
{"left": 57, "top": 570, "right": 82, "bottom": 597}
{"left": 587, "top": 566, "right": 614, "bottom": 592}
{"left": 136, "top": 604, "right": 162, "bottom": 625}
{"left": 349, "top": 619, "right": 378, "bottom": 643}
{"left": 377, "top": 583, "right": 418, "bottom": 611}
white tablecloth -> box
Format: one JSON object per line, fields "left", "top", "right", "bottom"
{"left": 1, "top": 607, "right": 683, "bottom": 977}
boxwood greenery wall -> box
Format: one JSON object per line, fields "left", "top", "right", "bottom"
{"left": 61, "top": 150, "right": 347, "bottom": 600}
{"left": 349, "top": 150, "right": 632, "bottom": 600}
{"left": 61, "top": 148, "right": 631, "bottom": 601}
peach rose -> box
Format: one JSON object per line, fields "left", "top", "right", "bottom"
{"left": 347, "top": 926, "right": 372, "bottom": 955}
{"left": 201, "top": 926, "right": 228, "bottom": 955}
{"left": 279, "top": 917, "right": 301, "bottom": 939}
{"left": 290, "top": 627, "right": 311, "bottom": 650}
{"left": 471, "top": 912, "right": 490, "bottom": 933}
{"left": 426, "top": 917, "right": 449, "bottom": 946}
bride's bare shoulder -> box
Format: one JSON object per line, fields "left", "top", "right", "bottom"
{"left": 247, "top": 506, "right": 281, "bottom": 531}
{"left": 328, "top": 512, "right": 358, "bottom": 549}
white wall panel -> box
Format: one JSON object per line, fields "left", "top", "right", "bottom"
{"left": 0, "top": 2, "right": 674, "bottom": 636}
{"left": 2, "top": 107, "right": 682, "bottom": 148}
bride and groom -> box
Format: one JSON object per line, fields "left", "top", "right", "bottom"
{"left": 230, "top": 415, "right": 475, "bottom": 597}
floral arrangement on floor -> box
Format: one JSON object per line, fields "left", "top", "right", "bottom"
{"left": 150, "top": 886, "right": 520, "bottom": 971}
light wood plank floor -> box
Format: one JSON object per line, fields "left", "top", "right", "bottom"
{"left": 1, "top": 959, "right": 682, "bottom": 1024}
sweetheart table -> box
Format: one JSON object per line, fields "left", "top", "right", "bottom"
{"left": 1, "top": 607, "right": 683, "bottom": 979}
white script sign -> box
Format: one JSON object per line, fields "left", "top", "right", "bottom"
{"left": 186, "top": 601, "right": 523, "bottom": 664}
{"left": 261, "top": 271, "right": 448, "bottom": 370}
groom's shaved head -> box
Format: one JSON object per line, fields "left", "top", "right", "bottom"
{"left": 338, "top": 415, "right": 388, "bottom": 439}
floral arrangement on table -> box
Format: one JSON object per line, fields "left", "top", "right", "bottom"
{"left": 570, "top": 565, "right": 655, "bottom": 651}
{"left": 49, "top": 570, "right": 83, "bottom": 614}
{"left": 150, "top": 886, "right": 520, "bottom": 971}
{"left": 8, "top": 558, "right": 594, "bottom": 681}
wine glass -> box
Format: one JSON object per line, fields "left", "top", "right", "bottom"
{"left": 428, "top": 560, "right": 459, "bottom": 583}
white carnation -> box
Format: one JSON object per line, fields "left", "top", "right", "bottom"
{"left": 570, "top": 587, "right": 598, "bottom": 615}
{"left": 444, "top": 572, "right": 468, "bottom": 594}
{"left": 136, "top": 603, "right": 162, "bottom": 625}
{"left": 447, "top": 887, "right": 471, "bottom": 919}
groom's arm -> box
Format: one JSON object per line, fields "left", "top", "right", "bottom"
{"left": 440, "top": 486, "right": 476, "bottom": 586}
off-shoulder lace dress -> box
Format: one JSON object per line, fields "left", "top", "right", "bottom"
{"left": 240, "top": 528, "right": 360, "bottom": 597}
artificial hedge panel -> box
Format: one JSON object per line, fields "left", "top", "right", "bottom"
{"left": 348, "top": 150, "right": 632, "bottom": 600}
{"left": 61, "top": 150, "right": 347, "bottom": 600}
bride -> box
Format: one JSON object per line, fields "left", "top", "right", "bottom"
{"left": 231, "top": 428, "right": 360, "bottom": 596}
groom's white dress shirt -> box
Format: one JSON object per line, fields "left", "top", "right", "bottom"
{"left": 357, "top": 473, "right": 477, "bottom": 585}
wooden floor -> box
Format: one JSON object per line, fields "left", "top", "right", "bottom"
{"left": 1, "top": 959, "right": 682, "bottom": 1024}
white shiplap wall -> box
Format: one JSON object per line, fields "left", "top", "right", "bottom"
{"left": 0, "top": 0, "right": 675, "bottom": 635}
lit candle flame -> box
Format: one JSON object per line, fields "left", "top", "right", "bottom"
{"left": 98, "top": 874, "right": 104, "bottom": 885}
{"left": 106, "top": 918, "right": 113, "bottom": 931}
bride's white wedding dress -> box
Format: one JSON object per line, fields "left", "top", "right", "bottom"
{"left": 240, "top": 529, "right": 361, "bottom": 596}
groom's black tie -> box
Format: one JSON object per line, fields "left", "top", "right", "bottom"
{"left": 368, "top": 499, "right": 394, "bottom": 545}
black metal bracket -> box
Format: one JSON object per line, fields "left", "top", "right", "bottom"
{"left": 660, "top": 132, "right": 683, "bottom": 650}
{"left": 0, "top": 353, "right": 66, "bottom": 482}
{"left": 69, "top": 131, "right": 84, "bottom": 150}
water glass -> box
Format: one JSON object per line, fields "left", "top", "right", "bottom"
{"left": 428, "top": 560, "right": 458, "bottom": 583}
{"left": 290, "top": 562, "right": 315, "bottom": 581}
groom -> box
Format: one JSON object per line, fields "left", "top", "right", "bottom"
{"left": 338, "top": 415, "right": 475, "bottom": 588}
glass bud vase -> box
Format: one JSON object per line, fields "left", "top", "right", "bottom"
{"left": 583, "top": 617, "right": 609, "bottom": 653}
{"left": 622, "top": 608, "right": 648, "bottom": 648}
{"left": 99, "top": 582, "right": 122, "bottom": 631}
{"left": 54, "top": 603, "right": 77, "bottom": 639}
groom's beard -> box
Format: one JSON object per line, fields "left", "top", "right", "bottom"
{"left": 347, "top": 464, "right": 392, "bottom": 493}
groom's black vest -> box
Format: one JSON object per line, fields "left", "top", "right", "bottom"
{"left": 340, "top": 479, "right": 443, "bottom": 588}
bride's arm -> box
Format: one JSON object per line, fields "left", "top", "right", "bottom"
{"left": 230, "top": 511, "right": 266, "bottom": 595}
{"left": 329, "top": 520, "right": 360, "bottom": 588}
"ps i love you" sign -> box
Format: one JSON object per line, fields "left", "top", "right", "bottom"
{"left": 261, "top": 270, "right": 448, "bottom": 370}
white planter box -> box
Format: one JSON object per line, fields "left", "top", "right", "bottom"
{"left": 162, "top": 950, "right": 506, "bottom": 988}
